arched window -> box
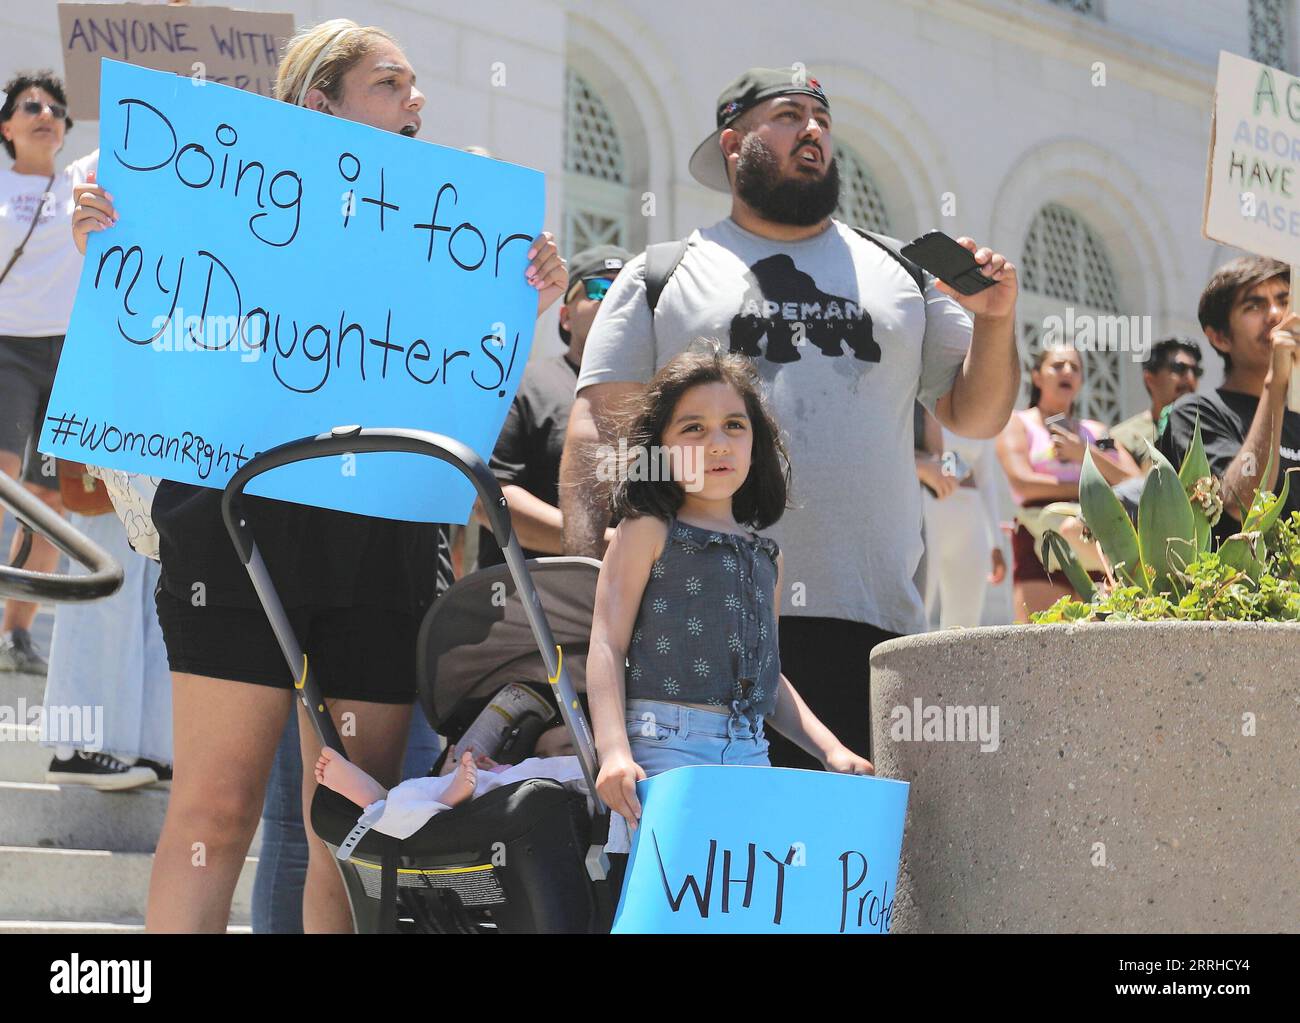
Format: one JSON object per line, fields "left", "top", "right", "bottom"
{"left": 1250, "top": 0, "right": 1292, "bottom": 72}
{"left": 1019, "top": 203, "right": 1127, "bottom": 424}
{"left": 833, "top": 143, "right": 892, "bottom": 235}
{"left": 563, "top": 68, "right": 632, "bottom": 256}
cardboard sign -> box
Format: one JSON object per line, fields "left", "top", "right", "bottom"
{"left": 1202, "top": 50, "right": 1300, "bottom": 262}
{"left": 611, "top": 766, "right": 909, "bottom": 934}
{"left": 58, "top": 3, "right": 294, "bottom": 120}
{"left": 1203, "top": 50, "right": 1300, "bottom": 410}
{"left": 40, "top": 61, "right": 544, "bottom": 522}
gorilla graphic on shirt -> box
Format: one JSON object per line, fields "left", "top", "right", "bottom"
{"left": 729, "top": 254, "right": 880, "bottom": 364}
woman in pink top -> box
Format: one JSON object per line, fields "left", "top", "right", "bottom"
{"left": 996, "top": 344, "right": 1140, "bottom": 619}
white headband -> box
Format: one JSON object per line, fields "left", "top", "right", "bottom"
{"left": 295, "top": 25, "right": 356, "bottom": 108}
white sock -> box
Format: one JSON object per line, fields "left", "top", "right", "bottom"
{"left": 54, "top": 745, "right": 75, "bottom": 761}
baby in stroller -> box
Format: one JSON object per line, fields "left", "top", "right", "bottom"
{"left": 316, "top": 724, "right": 586, "bottom": 842}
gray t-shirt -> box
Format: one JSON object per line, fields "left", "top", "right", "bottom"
{"left": 576, "top": 217, "right": 973, "bottom": 634}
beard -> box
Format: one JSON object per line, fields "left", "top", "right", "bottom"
{"left": 733, "top": 133, "right": 841, "bottom": 227}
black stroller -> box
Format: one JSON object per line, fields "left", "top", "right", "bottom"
{"left": 221, "top": 427, "right": 615, "bottom": 934}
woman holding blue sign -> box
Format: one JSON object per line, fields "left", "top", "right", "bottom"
{"left": 72, "top": 18, "right": 568, "bottom": 934}
{"left": 587, "top": 346, "right": 873, "bottom": 856}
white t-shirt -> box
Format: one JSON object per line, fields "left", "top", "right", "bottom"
{"left": 0, "top": 151, "right": 96, "bottom": 337}
{"left": 576, "top": 217, "right": 974, "bottom": 634}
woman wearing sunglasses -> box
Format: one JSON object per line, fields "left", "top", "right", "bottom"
{"left": 0, "top": 72, "right": 96, "bottom": 674}
{"left": 472, "top": 244, "right": 631, "bottom": 568}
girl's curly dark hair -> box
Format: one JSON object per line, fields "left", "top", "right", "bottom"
{"left": 606, "top": 340, "right": 791, "bottom": 529}
{"left": 1, "top": 72, "right": 74, "bottom": 160}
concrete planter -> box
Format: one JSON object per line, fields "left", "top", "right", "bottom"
{"left": 869, "top": 622, "right": 1300, "bottom": 933}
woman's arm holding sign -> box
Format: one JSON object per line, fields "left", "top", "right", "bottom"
{"left": 71, "top": 169, "right": 116, "bottom": 254}
{"left": 525, "top": 231, "right": 567, "bottom": 316}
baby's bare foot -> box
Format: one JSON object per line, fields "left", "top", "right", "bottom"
{"left": 442, "top": 750, "right": 478, "bottom": 807}
{"left": 316, "top": 747, "right": 387, "bottom": 808}
{"left": 438, "top": 743, "right": 464, "bottom": 776}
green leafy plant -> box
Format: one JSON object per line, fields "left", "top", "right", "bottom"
{"left": 1031, "top": 420, "right": 1300, "bottom": 623}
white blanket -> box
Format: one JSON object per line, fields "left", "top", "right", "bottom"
{"left": 366, "top": 755, "right": 590, "bottom": 840}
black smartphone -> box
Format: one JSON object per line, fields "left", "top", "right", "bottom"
{"left": 1044, "top": 412, "right": 1079, "bottom": 435}
{"left": 899, "top": 230, "right": 997, "bottom": 295}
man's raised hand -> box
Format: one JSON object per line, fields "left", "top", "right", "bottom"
{"left": 1266, "top": 311, "right": 1300, "bottom": 397}
{"left": 934, "top": 236, "right": 1018, "bottom": 321}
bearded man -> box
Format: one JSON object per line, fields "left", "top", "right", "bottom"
{"left": 558, "top": 67, "right": 1020, "bottom": 766}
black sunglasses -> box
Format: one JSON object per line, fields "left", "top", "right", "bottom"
{"left": 1164, "top": 362, "right": 1203, "bottom": 379}
{"left": 19, "top": 99, "right": 67, "bottom": 121}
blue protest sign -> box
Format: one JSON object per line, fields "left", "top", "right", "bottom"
{"left": 40, "top": 59, "right": 544, "bottom": 521}
{"left": 611, "top": 766, "right": 909, "bottom": 934}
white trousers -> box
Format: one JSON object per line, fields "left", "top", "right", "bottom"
{"left": 42, "top": 512, "right": 171, "bottom": 762}
{"left": 921, "top": 488, "right": 992, "bottom": 630}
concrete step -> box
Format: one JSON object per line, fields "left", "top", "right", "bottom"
{"left": 0, "top": 846, "right": 255, "bottom": 923}
{"left": 0, "top": 780, "right": 171, "bottom": 852}
{"left": 1, "top": 669, "right": 46, "bottom": 708}
{"left": 0, "top": 781, "right": 264, "bottom": 854}
{"left": 0, "top": 920, "right": 252, "bottom": 934}
{"left": 0, "top": 722, "right": 55, "bottom": 783}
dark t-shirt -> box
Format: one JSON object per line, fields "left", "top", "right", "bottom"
{"left": 1157, "top": 387, "right": 1300, "bottom": 544}
{"left": 477, "top": 354, "right": 579, "bottom": 568}
{"left": 153, "top": 482, "right": 447, "bottom": 616}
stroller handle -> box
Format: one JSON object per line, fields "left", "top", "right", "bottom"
{"left": 221, "top": 425, "right": 512, "bottom": 563}
{"left": 219, "top": 426, "right": 607, "bottom": 822}
{"left": 0, "top": 471, "right": 123, "bottom": 603}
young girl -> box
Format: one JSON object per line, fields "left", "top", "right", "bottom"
{"left": 589, "top": 345, "right": 873, "bottom": 845}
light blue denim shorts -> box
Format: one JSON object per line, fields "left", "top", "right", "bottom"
{"left": 624, "top": 698, "right": 771, "bottom": 776}
{"left": 606, "top": 698, "right": 771, "bottom": 854}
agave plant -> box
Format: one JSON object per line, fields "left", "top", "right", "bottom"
{"left": 1034, "top": 419, "right": 1300, "bottom": 620}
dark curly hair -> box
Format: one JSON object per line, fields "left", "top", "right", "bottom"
{"left": 1, "top": 71, "right": 74, "bottom": 161}
{"left": 607, "top": 340, "right": 791, "bottom": 530}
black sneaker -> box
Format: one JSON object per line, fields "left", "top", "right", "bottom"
{"left": 134, "top": 758, "right": 173, "bottom": 788}
{"left": 0, "top": 628, "right": 48, "bottom": 674}
{"left": 46, "top": 752, "right": 156, "bottom": 791}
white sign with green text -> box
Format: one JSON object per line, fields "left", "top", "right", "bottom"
{"left": 1203, "top": 50, "right": 1300, "bottom": 409}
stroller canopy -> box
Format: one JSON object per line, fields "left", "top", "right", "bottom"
{"left": 418, "top": 557, "right": 601, "bottom": 730}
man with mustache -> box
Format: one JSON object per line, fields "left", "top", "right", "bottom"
{"left": 559, "top": 67, "right": 1020, "bottom": 768}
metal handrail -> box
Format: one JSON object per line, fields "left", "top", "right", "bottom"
{"left": 0, "top": 472, "right": 123, "bottom": 602}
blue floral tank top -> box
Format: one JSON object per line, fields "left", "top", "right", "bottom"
{"left": 624, "top": 515, "right": 782, "bottom": 717}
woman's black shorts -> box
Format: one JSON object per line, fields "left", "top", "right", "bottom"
{"left": 0, "top": 334, "right": 64, "bottom": 491}
{"left": 154, "top": 587, "right": 419, "bottom": 704}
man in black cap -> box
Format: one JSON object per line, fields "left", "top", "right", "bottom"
{"left": 475, "top": 244, "right": 632, "bottom": 567}
{"left": 560, "top": 67, "right": 1020, "bottom": 768}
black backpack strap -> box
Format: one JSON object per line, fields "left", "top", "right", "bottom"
{"left": 645, "top": 229, "right": 924, "bottom": 314}
{"left": 852, "top": 227, "right": 927, "bottom": 297}
{"left": 644, "top": 238, "right": 690, "bottom": 316}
